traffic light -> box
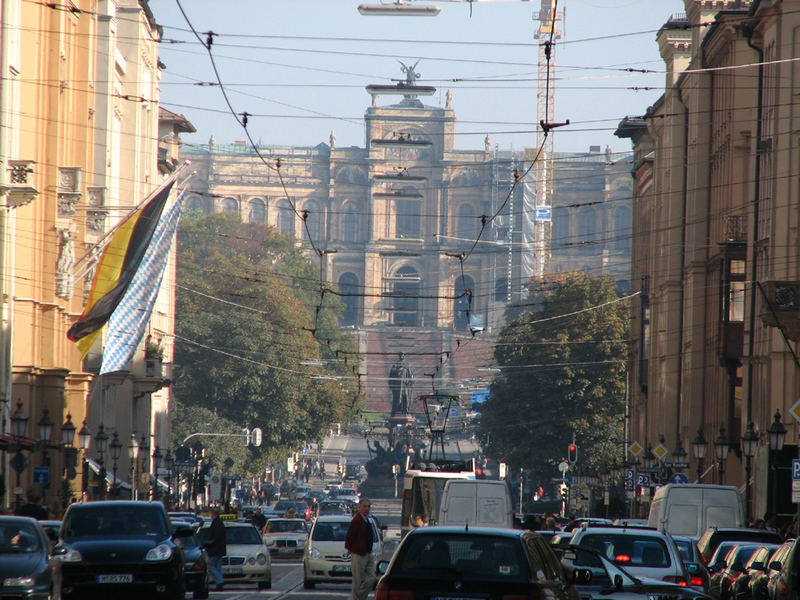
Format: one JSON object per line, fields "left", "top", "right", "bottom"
{"left": 559, "top": 482, "right": 568, "bottom": 501}
{"left": 568, "top": 444, "right": 578, "bottom": 465}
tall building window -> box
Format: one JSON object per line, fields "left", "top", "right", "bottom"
{"left": 338, "top": 272, "right": 359, "bottom": 326}
{"left": 391, "top": 266, "right": 420, "bottom": 327}
{"left": 396, "top": 199, "right": 420, "bottom": 238}
{"left": 456, "top": 204, "right": 475, "bottom": 240}
{"left": 454, "top": 275, "right": 474, "bottom": 330}
{"left": 248, "top": 199, "right": 266, "bottom": 224}
{"left": 276, "top": 199, "right": 294, "bottom": 236}
{"left": 222, "top": 198, "right": 238, "bottom": 215}
{"left": 186, "top": 195, "right": 209, "bottom": 214}
{"left": 342, "top": 202, "right": 359, "bottom": 242}
{"left": 304, "top": 200, "right": 322, "bottom": 243}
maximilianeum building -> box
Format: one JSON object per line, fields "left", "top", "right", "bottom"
{"left": 180, "top": 70, "right": 632, "bottom": 412}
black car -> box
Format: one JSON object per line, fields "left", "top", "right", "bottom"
{"left": 376, "top": 526, "right": 581, "bottom": 600}
{"left": 561, "top": 544, "right": 714, "bottom": 600}
{"left": 0, "top": 516, "right": 62, "bottom": 600}
{"left": 55, "top": 500, "right": 192, "bottom": 599}
{"left": 673, "top": 534, "right": 712, "bottom": 592}
{"left": 171, "top": 520, "right": 209, "bottom": 599}
{"left": 698, "top": 529, "right": 783, "bottom": 565}
{"left": 754, "top": 542, "right": 791, "bottom": 600}
{"left": 710, "top": 544, "right": 767, "bottom": 600}
{"left": 730, "top": 545, "right": 780, "bottom": 600}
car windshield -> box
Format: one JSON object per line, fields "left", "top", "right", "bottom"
{"left": 577, "top": 534, "right": 671, "bottom": 568}
{"left": 63, "top": 506, "right": 169, "bottom": 539}
{"left": 312, "top": 521, "right": 350, "bottom": 542}
{"left": 563, "top": 546, "right": 639, "bottom": 588}
{"left": 673, "top": 538, "right": 692, "bottom": 562}
{"left": 268, "top": 520, "right": 307, "bottom": 533}
{"left": 0, "top": 522, "right": 41, "bottom": 553}
{"left": 393, "top": 534, "right": 528, "bottom": 581}
{"left": 225, "top": 526, "right": 262, "bottom": 545}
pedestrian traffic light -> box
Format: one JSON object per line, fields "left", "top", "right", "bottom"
{"left": 568, "top": 444, "right": 578, "bottom": 464}
{"left": 559, "top": 482, "right": 568, "bottom": 500}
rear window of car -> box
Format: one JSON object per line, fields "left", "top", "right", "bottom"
{"left": 268, "top": 520, "right": 307, "bottom": 533}
{"left": 394, "top": 534, "right": 528, "bottom": 581}
{"left": 312, "top": 520, "right": 350, "bottom": 542}
{"left": 674, "top": 538, "right": 693, "bottom": 562}
{"left": 577, "top": 534, "right": 672, "bottom": 568}
{"left": 0, "top": 522, "right": 41, "bottom": 553}
{"left": 63, "top": 505, "right": 169, "bottom": 539}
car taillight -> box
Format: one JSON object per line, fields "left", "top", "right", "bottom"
{"left": 690, "top": 576, "right": 704, "bottom": 587}
{"left": 662, "top": 576, "right": 688, "bottom": 587}
{"left": 615, "top": 555, "right": 631, "bottom": 563}
{"left": 374, "top": 584, "right": 413, "bottom": 600}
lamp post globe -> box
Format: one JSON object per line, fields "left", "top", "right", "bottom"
{"left": 768, "top": 410, "right": 787, "bottom": 452}
{"left": 37, "top": 408, "right": 54, "bottom": 445}
{"left": 742, "top": 422, "right": 759, "bottom": 459}
{"left": 11, "top": 401, "right": 28, "bottom": 439}
{"left": 60, "top": 414, "right": 76, "bottom": 447}
{"left": 77, "top": 421, "right": 91, "bottom": 451}
{"left": 714, "top": 427, "right": 730, "bottom": 461}
{"left": 692, "top": 428, "right": 707, "bottom": 481}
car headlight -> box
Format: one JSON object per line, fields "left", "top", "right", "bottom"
{"left": 266, "top": 539, "right": 275, "bottom": 546}
{"left": 247, "top": 556, "right": 256, "bottom": 565}
{"left": 257, "top": 553, "right": 267, "bottom": 565}
{"left": 3, "top": 577, "right": 34, "bottom": 587}
{"left": 309, "top": 547, "right": 321, "bottom": 559}
{"left": 145, "top": 543, "right": 174, "bottom": 561}
{"left": 56, "top": 547, "right": 82, "bottom": 563}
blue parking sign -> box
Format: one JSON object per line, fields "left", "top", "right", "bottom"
{"left": 793, "top": 459, "right": 800, "bottom": 480}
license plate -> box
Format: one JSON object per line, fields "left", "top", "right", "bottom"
{"left": 97, "top": 574, "right": 133, "bottom": 584}
{"left": 223, "top": 567, "right": 243, "bottom": 575}
{"left": 279, "top": 547, "right": 296, "bottom": 553}
{"left": 332, "top": 565, "right": 351, "bottom": 573}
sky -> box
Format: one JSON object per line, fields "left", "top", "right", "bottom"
{"left": 152, "top": 0, "right": 686, "bottom": 156}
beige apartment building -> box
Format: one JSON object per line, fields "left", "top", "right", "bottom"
{"left": 0, "top": 0, "right": 185, "bottom": 512}
{"left": 618, "top": 0, "right": 800, "bottom": 521}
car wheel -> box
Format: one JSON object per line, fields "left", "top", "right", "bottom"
{"left": 193, "top": 578, "right": 210, "bottom": 599}
{"left": 303, "top": 578, "right": 315, "bottom": 589}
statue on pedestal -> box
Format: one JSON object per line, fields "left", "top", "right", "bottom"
{"left": 388, "top": 353, "right": 413, "bottom": 415}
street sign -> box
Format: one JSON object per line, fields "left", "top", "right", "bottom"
{"left": 790, "top": 399, "right": 800, "bottom": 424}
{"left": 251, "top": 427, "right": 262, "bottom": 447}
{"left": 669, "top": 472, "right": 689, "bottom": 484}
{"left": 629, "top": 441, "right": 643, "bottom": 457}
{"left": 793, "top": 459, "right": 800, "bottom": 480}
{"left": 558, "top": 461, "right": 569, "bottom": 474}
{"left": 636, "top": 473, "right": 651, "bottom": 487}
{"left": 32, "top": 466, "right": 50, "bottom": 484}
{"left": 625, "top": 469, "right": 635, "bottom": 491}
{"left": 653, "top": 443, "right": 670, "bottom": 461}
{"left": 665, "top": 461, "right": 690, "bottom": 469}
{"left": 793, "top": 480, "right": 800, "bottom": 503}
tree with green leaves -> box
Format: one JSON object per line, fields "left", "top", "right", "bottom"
{"left": 171, "top": 212, "right": 359, "bottom": 475}
{"left": 480, "top": 272, "right": 629, "bottom": 482}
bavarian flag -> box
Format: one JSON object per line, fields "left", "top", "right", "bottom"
{"left": 67, "top": 179, "right": 176, "bottom": 356}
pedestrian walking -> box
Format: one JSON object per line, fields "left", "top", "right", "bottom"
{"left": 251, "top": 507, "right": 267, "bottom": 532}
{"left": 206, "top": 507, "right": 227, "bottom": 591}
{"left": 345, "top": 498, "right": 376, "bottom": 600}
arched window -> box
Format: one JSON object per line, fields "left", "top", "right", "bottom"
{"left": 276, "top": 200, "right": 294, "bottom": 236}
{"left": 456, "top": 204, "right": 475, "bottom": 240}
{"left": 338, "top": 272, "right": 359, "bottom": 326}
{"left": 392, "top": 266, "right": 420, "bottom": 327}
{"left": 552, "top": 207, "right": 569, "bottom": 250}
{"left": 248, "top": 199, "right": 266, "bottom": 224}
{"left": 222, "top": 198, "right": 238, "bottom": 215}
{"left": 578, "top": 208, "right": 595, "bottom": 254}
{"left": 454, "top": 275, "right": 474, "bottom": 331}
{"left": 186, "top": 195, "right": 209, "bottom": 214}
{"left": 495, "top": 277, "right": 508, "bottom": 302}
{"left": 342, "top": 202, "right": 359, "bottom": 242}
{"left": 614, "top": 207, "right": 632, "bottom": 251}
{"left": 396, "top": 198, "right": 420, "bottom": 238}
{"left": 304, "top": 200, "right": 322, "bottom": 243}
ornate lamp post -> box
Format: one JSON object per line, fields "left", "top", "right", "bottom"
{"left": 692, "top": 428, "right": 708, "bottom": 482}
{"left": 164, "top": 450, "right": 175, "bottom": 508}
{"left": 152, "top": 446, "right": 162, "bottom": 501}
{"left": 767, "top": 410, "right": 787, "bottom": 515}
{"left": 672, "top": 438, "right": 688, "bottom": 472}
{"left": 128, "top": 434, "right": 139, "bottom": 500}
{"left": 741, "top": 422, "right": 759, "bottom": 522}
{"left": 109, "top": 432, "right": 122, "bottom": 497}
{"left": 139, "top": 435, "right": 150, "bottom": 499}
{"left": 94, "top": 424, "right": 109, "bottom": 497}
{"left": 77, "top": 421, "right": 91, "bottom": 501}
{"left": 714, "top": 427, "right": 730, "bottom": 484}
{"left": 10, "top": 401, "right": 29, "bottom": 510}
{"left": 60, "top": 414, "right": 76, "bottom": 511}
{"left": 36, "top": 408, "right": 54, "bottom": 499}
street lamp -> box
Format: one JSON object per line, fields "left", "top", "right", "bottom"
{"left": 10, "top": 401, "right": 29, "bottom": 510}
{"left": 77, "top": 420, "right": 91, "bottom": 501}
{"left": 714, "top": 427, "right": 730, "bottom": 484}
{"left": 767, "top": 410, "right": 787, "bottom": 515}
{"left": 94, "top": 424, "right": 109, "bottom": 497}
{"left": 36, "top": 408, "right": 54, "bottom": 499}
{"left": 139, "top": 435, "right": 150, "bottom": 499}
{"left": 152, "top": 446, "right": 162, "bottom": 501}
{"left": 692, "top": 428, "right": 708, "bottom": 482}
{"left": 109, "top": 432, "right": 122, "bottom": 497}
{"left": 60, "top": 414, "right": 76, "bottom": 511}
{"left": 128, "top": 434, "right": 139, "bottom": 500}
{"left": 741, "top": 422, "right": 759, "bottom": 521}
{"left": 643, "top": 444, "right": 655, "bottom": 469}
{"left": 164, "top": 450, "right": 175, "bottom": 508}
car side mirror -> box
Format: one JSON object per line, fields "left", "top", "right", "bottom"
{"left": 51, "top": 545, "right": 67, "bottom": 556}
{"left": 377, "top": 560, "right": 389, "bottom": 575}
{"left": 614, "top": 574, "right": 623, "bottom": 590}
{"left": 567, "top": 569, "right": 593, "bottom": 585}
{"left": 770, "top": 561, "right": 782, "bottom": 571}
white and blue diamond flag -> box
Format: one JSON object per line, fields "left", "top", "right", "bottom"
{"left": 100, "top": 194, "right": 184, "bottom": 374}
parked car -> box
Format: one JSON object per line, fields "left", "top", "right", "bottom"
{"left": 730, "top": 545, "right": 781, "bottom": 600}
{"left": 303, "top": 514, "right": 381, "bottom": 589}
{"left": 561, "top": 544, "right": 715, "bottom": 600}
{"left": 376, "top": 526, "right": 580, "bottom": 600}
{"left": 754, "top": 542, "right": 792, "bottom": 600}
{"left": 710, "top": 544, "right": 770, "bottom": 600}
{"left": 55, "top": 500, "right": 191, "bottom": 599}
{"left": 673, "top": 534, "right": 712, "bottom": 592}
{"left": 198, "top": 521, "right": 271, "bottom": 590}
{"left": 169, "top": 512, "right": 203, "bottom": 531}
{"left": 768, "top": 537, "right": 800, "bottom": 600}
{"left": 171, "top": 520, "right": 209, "bottom": 599}
{"left": 0, "top": 515, "right": 62, "bottom": 600}
{"left": 316, "top": 500, "right": 355, "bottom": 516}
{"left": 698, "top": 529, "right": 783, "bottom": 565}
{"left": 262, "top": 518, "right": 308, "bottom": 557}
{"left": 272, "top": 500, "right": 312, "bottom": 520}
{"left": 569, "top": 525, "right": 690, "bottom": 586}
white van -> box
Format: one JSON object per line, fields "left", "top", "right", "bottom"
{"left": 437, "top": 479, "right": 514, "bottom": 529}
{"left": 647, "top": 483, "right": 744, "bottom": 539}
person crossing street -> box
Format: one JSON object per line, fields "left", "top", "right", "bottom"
{"left": 345, "top": 498, "right": 376, "bottom": 600}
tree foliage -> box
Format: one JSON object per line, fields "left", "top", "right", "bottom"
{"left": 171, "top": 212, "right": 358, "bottom": 473}
{"left": 479, "top": 272, "right": 629, "bottom": 483}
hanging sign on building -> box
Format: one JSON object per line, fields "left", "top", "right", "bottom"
{"left": 534, "top": 206, "right": 552, "bottom": 222}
